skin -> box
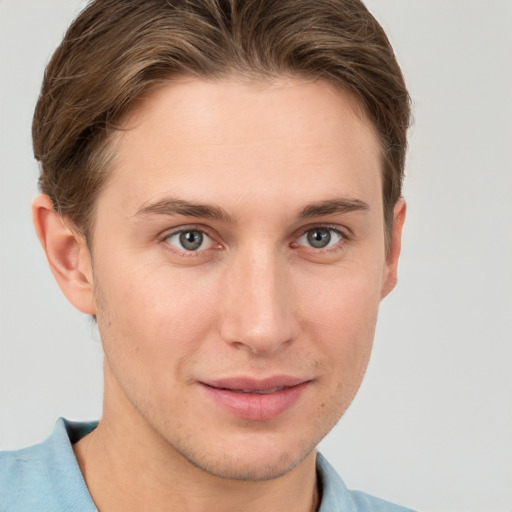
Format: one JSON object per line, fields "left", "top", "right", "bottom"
{"left": 33, "top": 76, "right": 405, "bottom": 512}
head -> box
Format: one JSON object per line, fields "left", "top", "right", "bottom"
{"left": 32, "top": 0, "right": 410, "bottom": 482}
{"left": 33, "top": 0, "right": 409, "bottom": 250}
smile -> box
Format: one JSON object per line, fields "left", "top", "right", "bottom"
{"left": 220, "top": 386, "right": 287, "bottom": 394}
{"left": 199, "top": 377, "right": 311, "bottom": 421}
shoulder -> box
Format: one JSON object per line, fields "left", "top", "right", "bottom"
{"left": 316, "top": 453, "right": 418, "bottom": 512}
{"left": 348, "top": 490, "right": 418, "bottom": 512}
{"left": 0, "top": 438, "right": 56, "bottom": 510}
{"left": 0, "top": 418, "right": 98, "bottom": 512}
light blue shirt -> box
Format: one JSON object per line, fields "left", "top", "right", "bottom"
{"left": 0, "top": 419, "right": 416, "bottom": 511}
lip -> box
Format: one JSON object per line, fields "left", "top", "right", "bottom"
{"left": 199, "top": 376, "right": 311, "bottom": 421}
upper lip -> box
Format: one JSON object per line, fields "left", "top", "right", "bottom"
{"left": 200, "top": 375, "right": 310, "bottom": 392}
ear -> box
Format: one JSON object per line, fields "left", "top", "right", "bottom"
{"left": 381, "top": 199, "right": 406, "bottom": 299}
{"left": 32, "top": 194, "right": 96, "bottom": 315}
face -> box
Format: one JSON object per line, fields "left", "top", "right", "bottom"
{"left": 85, "top": 77, "right": 401, "bottom": 481}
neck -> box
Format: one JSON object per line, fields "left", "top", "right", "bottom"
{"left": 73, "top": 380, "right": 319, "bottom": 512}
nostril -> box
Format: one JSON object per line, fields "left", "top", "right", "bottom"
{"left": 224, "top": 332, "right": 296, "bottom": 356}
{"left": 217, "top": 257, "right": 299, "bottom": 353}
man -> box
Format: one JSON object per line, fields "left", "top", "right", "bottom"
{"left": 0, "top": 0, "right": 414, "bottom": 510}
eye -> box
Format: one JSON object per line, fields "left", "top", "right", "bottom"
{"left": 165, "top": 229, "right": 214, "bottom": 252}
{"left": 297, "top": 227, "right": 343, "bottom": 249}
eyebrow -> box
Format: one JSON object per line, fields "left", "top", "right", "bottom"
{"left": 135, "top": 197, "right": 236, "bottom": 223}
{"left": 134, "top": 196, "right": 369, "bottom": 222}
{"left": 298, "top": 198, "right": 370, "bottom": 218}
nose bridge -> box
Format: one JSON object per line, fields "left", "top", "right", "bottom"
{"left": 219, "top": 241, "right": 297, "bottom": 354}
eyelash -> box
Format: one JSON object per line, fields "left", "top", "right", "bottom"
{"left": 293, "top": 225, "right": 351, "bottom": 253}
{"left": 158, "top": 224, "right": 351, "bottom": 257}
{"left": 159, "top": 225, "right": 220, "bottom": 258}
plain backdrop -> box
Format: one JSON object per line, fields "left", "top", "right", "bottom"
{"left": 1, "top": 1, "right": 511, "bottom": 511}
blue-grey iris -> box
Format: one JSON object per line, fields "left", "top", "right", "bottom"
{"left": 180, "top": 231, "right": 203, "bottom": 250}
{"left": 307, "top": 228, "right": 331, "bottom": 248}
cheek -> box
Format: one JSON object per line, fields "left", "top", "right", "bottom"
{"left": 302, "top": 260, "right": 382, "bottom": 333}
{"left": 301, "top": 265, "right": 381, "bottom": 388}
{"left": 94, "top": 259, "right": 220, "bottom": 375}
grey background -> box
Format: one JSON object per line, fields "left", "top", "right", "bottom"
{"left": 1, "top": 1, "right": 511, "bottom": 511}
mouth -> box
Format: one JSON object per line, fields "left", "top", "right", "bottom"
{"left": 209, "top": 385, "right": 288, "bottom": 394}
{"left": 199, "top": 376, "right": 311, "bottom": 421}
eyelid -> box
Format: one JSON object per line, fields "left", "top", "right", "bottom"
{"left": 157, "top": 222, "right": 351, "bottom": 256}
{"left": 292, "top": 224, "right": 352, "bottom": 250}
{"left": 159, "top": 223, "right": 215, "bottom": 239}
{"left": 159, "top": 224, "right": 222, "bottom": 254}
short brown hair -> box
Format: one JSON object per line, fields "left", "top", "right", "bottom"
{"left": 33, "top": 0, "right": 410, "bottom": 246}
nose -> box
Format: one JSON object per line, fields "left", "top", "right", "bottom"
{"left": 218, "top": 244, "right": 299, "bottom": 355}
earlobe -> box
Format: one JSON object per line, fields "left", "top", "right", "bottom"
{"left": 32, "top": 194, "right": 96, "bottom": 315}
{"left": 381, "top": 200, "right": 406, "bottom": 299}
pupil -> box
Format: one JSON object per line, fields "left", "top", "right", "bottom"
{"left": 307, "top": 229, "right": 331, "bottom": 248}
{"left": 180, "top": 231, "right": 203, "bottom": 250}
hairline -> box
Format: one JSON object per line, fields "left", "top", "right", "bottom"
{"left": 65, "top": 72, "right": 394, "bottom": 255}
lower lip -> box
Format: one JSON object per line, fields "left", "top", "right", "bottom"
{"left": 200, "top": 382, "right": 310, "bottom": 421}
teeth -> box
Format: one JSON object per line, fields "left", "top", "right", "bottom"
{"left": 216, "top": 385, "right": 289, "bottom": 394}
{"left": 239, "top": 386, "right": 285, "bottom": 394}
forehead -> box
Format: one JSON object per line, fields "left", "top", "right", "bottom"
{"left": 102, "top": 76, "right": 383, "bottom": 217}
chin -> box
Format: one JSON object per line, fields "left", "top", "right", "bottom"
{"left": 174, "top": 434, "right": 316, "bottom": 482}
